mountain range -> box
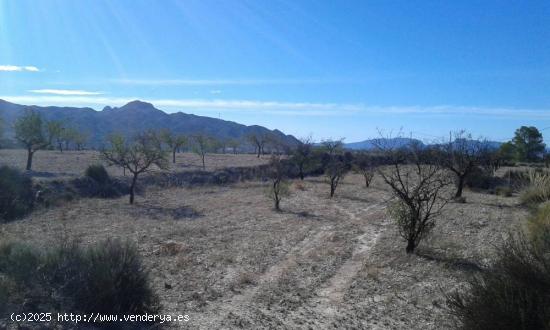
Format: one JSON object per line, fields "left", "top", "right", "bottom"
{"left": 344, "top": 137, "right": 503, "bottom": 151}
{"left": 0, "top": 99, "right": 300, "bottom": 148}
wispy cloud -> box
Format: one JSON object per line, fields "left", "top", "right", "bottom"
{"left": 210, "top": 90, "right": 222, "bottom": 94}
{"left": 0, "top": 95, "right": 548, "bottom": 119}
{"left": 112, "top": 77, "right": 348, "bottom": 86}
{"left": 0, "top": 65, "right": 40, "bottom": 72}
{"left": 29, "top": 89, "right": 103, "bottom": 96}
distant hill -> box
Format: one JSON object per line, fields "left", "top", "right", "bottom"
{"left": 344, "top": 138, "right": 425, "bottom": 150}
{"left": 0, "top": 99, "right": 300, "bottom": 148}
{"left": 345, "top": 137, "right": 503, "bottom": 151}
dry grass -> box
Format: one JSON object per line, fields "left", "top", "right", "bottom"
{"left": 0, "top": 149, "right": 270, "bottom": 181}
{"left": 520, "top": 169, "right": 550, "bottom": 205}
{"left": 0, "top": 154, "right": 529, "bottom": 329}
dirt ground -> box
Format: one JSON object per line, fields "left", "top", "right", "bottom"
{"left": 0, "top": 149, "right": 269, "bottom": 180}
{"left": 0, "top": 152, "right": 528, "bottom": 329}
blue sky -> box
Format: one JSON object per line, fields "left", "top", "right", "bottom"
{"left": 0, "top": 0, "right": 549, "bottom": 143}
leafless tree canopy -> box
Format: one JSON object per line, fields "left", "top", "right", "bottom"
{"left": 292, "top": 136, "right": 314, "bottom": 180}
{"left": 267, "top": 155, "right": 290, "bottom": 211}
{"left": 191, "top": 134, "right": 219, "bottom": 170}
{"left": 375, "top": 138, "right": 451, "bottom": 253}
{"left": 437, "top": 130, "right": 491, "bottom": 198}
{"left": 247, "top": 133, "right": 268, "bottom": 158}
{"left": 353, "top": 152, "right": 377, "bottom": 187}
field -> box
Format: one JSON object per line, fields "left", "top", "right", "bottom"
{"left": 0, "top": 150, "right": 527, "bottom": 329}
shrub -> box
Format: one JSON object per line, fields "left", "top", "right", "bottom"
{"left": 75, "top": 164, "right": 128, "bottom": 198}
{"left": 527, "top": 202, "right": 550, "bottom": 250}
{"left": 520, "top": 169, "right": 550, "bottom": 206}
{"left": 464, "top": 166, "right": 504, "bottom": 191}
{"left": 447, "top": 233, "right": 550, "bottom": 330}
{"left": 0, "top": 239, "right": 159, "bottom": 325}
{"left": 0, "top": 165, "right": 34, "bottom": 222}
{"left": 85, "top": 164, "right": 110, "bottom": 185}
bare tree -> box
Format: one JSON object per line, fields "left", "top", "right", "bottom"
{"left": 247, "top": 133, "right": 267, "bottom": 158}
{"left": 160, "top": 129, "right": 187, "bottom": 164}
{"left": 73, "top": 131, "right": 89, "bottom": 150}
{"left": 14, "top": 111, "right": 51, "bottom": 170}
{"left": 321, "top": 139, "right": 344, "bottom": 156}
{"left": 267, "top": 155, "right": 290, "bottom": 211}
{"left": 376, "top": 139, "right": 451, "bottom": 254}
{"left": 438, "top": 131, "right": 489, "bottom": 198}
{"left": 353, "top": 152, "right": 377, "bottom": 187}
{"left": 266, "top": 134, "right": 289, "bottom": 155}
{"left": 227, "top": 139, "right": 241, "bottom": 154}
{"left": 102, "top": 132, "right": 168, "bottom": 204}
{"left": 192, "top": 134, "right": 217, "bottom": 170}
{"left": 292, "top": 136, "right": 314, "bottom": 180}
{"left": 319, "top": 139, "right": 349, "bottom": 197}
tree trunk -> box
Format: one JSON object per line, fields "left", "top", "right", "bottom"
{"left": 26, "top": 149, "right": 34, "bottom": 171}
{"left": 172, "top": 150, "right": 176, "bottom": 164}
{"left": 365, "top": 175, "right": 369, "bottom": 187}
{"left": 330, "top": 179, "right": 336, "bottom": 197}
{"left": 256, "top": 147, "right": 261, "bottom": 158}
{"left": 129, "top": 173, "right": 138, "bottom": 204}
{"left": 273, "top": 181, "right": 281, "bottom": 210}
{"left": 455, "top": 175, "right": 465, "bottom": 198}
{"left": 202, "top": 154, "right": 206, "bottom": 170}
{"left": 299, "top": 164, "right": 304, "bottom": 180}
{"left": 406, "top": 239, "right": 416, "bottom": 254}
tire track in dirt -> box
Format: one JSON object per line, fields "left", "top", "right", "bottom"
{"left": 284, "top": 201, "right": 391, "bottom": 326}
{"left": 202, "top": 224, "right": 335, "bottom": 327}
{"left": 196, "top": 187, "right": 390, "bottom": 328}
{"left": 315, "top": 203, "right": 388, "bottom": 311}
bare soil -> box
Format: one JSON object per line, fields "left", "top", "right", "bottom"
{"left": 0, "top": 151, "right": 527, "bottom": 329}
{"left": 0, "top": 149, "right": 269, "bottom": 180}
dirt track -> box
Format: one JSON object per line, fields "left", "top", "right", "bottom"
{"left": 0, "top": 153, "right": 526, "bottom": 329}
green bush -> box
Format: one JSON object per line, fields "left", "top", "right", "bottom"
{"left": 0, "top": 165, "right": 34, "bottom": 221}
{"left": 447, "top": 233, "right": 550, "bottom": 330}
{"left": 85, "top": 164, "right": 111, "bottom": 185}
{"left": 0, "top": 239, "right": 159, "bottom": 325}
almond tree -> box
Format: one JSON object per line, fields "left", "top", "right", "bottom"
{"left": 46, "top": 120, "right": 65, "bottom": 152}
{"left": 292, "top": 136, "right": 314, "bottom": 180}
{"left": 14, "top": 111, "right": 50, "bottom": 170}
{"left": 247, "top": 133, "right": 267, "bottom": 158}
{"left": 192, "top": 134, "right": 218, "bottom": 170}
{"left": 160, "top": 129, "right": 187, "bottom": 164}
{"left": 353, "top": 152, "right": 377, "bottom": 187}
{"left": 321, "top": 139, "right": 350, "bottom": 197}
{"left": 325, "top": 153, "right": 351, "bottom": 198}
{"left": 438, "top": 131, "right": 489, "bottom": 198}
{"left": 376, "top": 140, "right": 451, "bottom": 254}
{"left": 267, "top": 155, "right": 290, "bottom": 211}
{"left": 102, "top": 132, "right": 168, "bottom": 204}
